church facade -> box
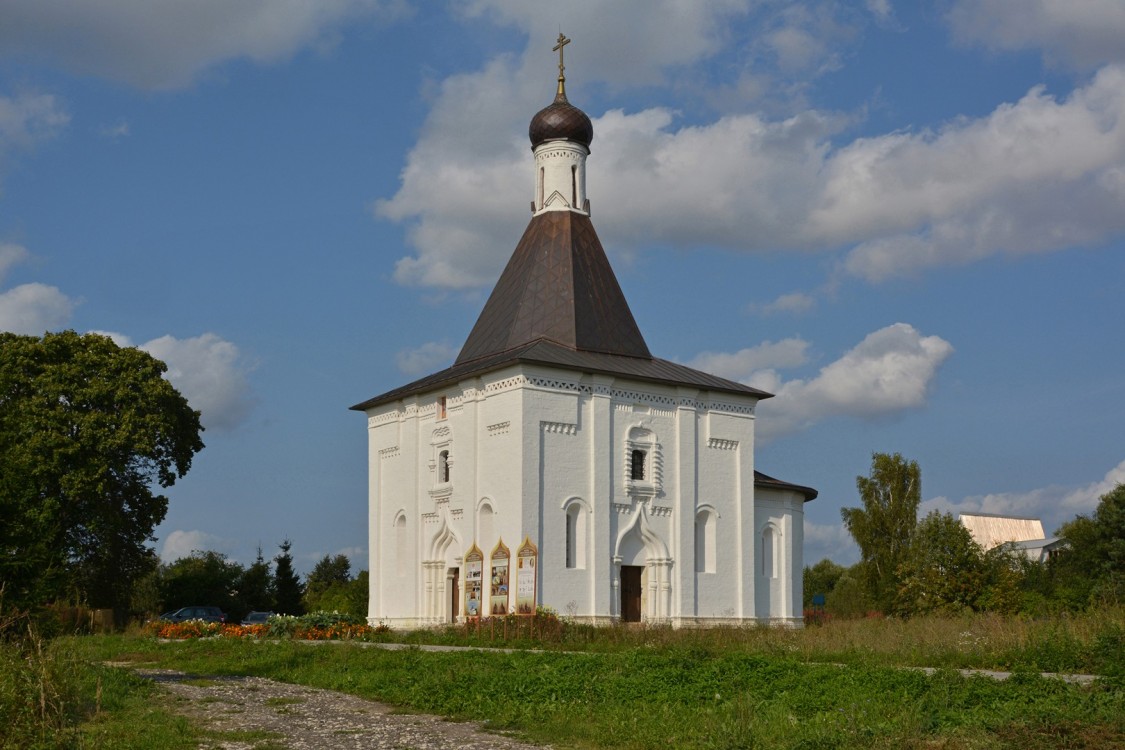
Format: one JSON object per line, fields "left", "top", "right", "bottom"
{"left": 353, "top": 38, "right": 816, "bottom": 627}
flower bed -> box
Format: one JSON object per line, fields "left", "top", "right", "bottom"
{"left": 146, "top": 613, "right": 390, "bottom": 641}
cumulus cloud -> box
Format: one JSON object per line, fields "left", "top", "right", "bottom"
{"left": 686, "top": 338, "right": 810, "bottom": 383}
{"left": 0, "top": 282, "right": 76, "bottom": 334}
{"left": 0, "top": 92, "right": 69, "bottom": 179}
{"left": 461, "top": 0, "right": 754, "bottom": 87}
{"left": 826, "top": 67, "right": 1125, "bottom": 280}
{"left": 687, "top": 324, "right": 951, "bottom": 440}
{"left": 381, "top": 22, "right": 1125, "bottom": 289}
{"left": 748, "top": 291, "right": 817, "bottom": 316}
{"left": 102, "top": 331, "right": 257, "bottom": 431}
{"left": 0, "top": 243, "right": 29, "bottom": 281}
{"left": 99, "top": 120, "right": 130, "bottom": 139}
{"left": 0, "top": 244, "right": 77, "bottom": 334}
{"left": 755, "top": 323, "right": 953, "bottom": 440}
{"left": 0, "top": 0, "right": 408, "bottom": 89}
{"left": 160, "top": 529, "right": 235, "bottom": 562}
{"left": 921, "top": 458, "right": 1125, "bottom": 537}
{"left": 395, "top": 341, "right": 458, "bottom": 376}
{"left": 948, "top": 0, "right": 1125, "bottom": 69}
{"left": 804, "top": 520, "right": 859, "bottom": 566}
{"left": 142, "top": 333, "right": 256, "bottom": 431}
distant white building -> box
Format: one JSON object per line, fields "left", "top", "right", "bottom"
{"left": 959, "top": 512, "right": 1067, "bottom": 563}
{"left": 353, "top": 38, "right": 816, "bottom": 628}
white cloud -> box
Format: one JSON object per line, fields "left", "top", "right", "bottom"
{"left": 866, "top": 0, "right": 893, "bottom": 24}
{"left": 948, "top": 0, "right": 1125, "bottom": 69}
{"left": 804, "top": 521, "right": 859, "bottom": 566}
{"left": 0, "top": 91, "right": 69, "bottom": 151}
{"left": 381, "top": 26, "right": 1125, "bottom": 290}
{"left": 0, "top": 0, "right": 408, "bottom": 90}
{"left": 461, "top": 0, "right": 754, "bottom": 87}
{"left": 921, "top": 459, "right": 1125, "bottom": 537}
{"left": 0, "top": 282, "right": 76, "bottom": 334}
{"left": 395, "top": 340, "right": 458, "bottom": 376}
{"left": 160, "top": 529, "right": 235, "bottom": 562}
{"left": 99, "top": 120, "right": 130, "bottom": 139}
{"left": 749, "top": 291, "right": 817, "bottom": 316}
{"left": 0, "top": 92, "right": 69, "bottom": 184}
{"left": 826, "top": 67, "right": 1125, "bottom": 280}
{"left": 0, "top": 246, "right": 77, "bottom": 333}
{"left": 756, "top": 323, "right": 953, "bottom": 440}
{"left": 103, "top": 331, "right": 257, "bottom": 431}
{"left": 686, "top": 338, "right": 810, "bottom": 383}
{"left": 141, "top": 333, "right": 256, "bottom": 431}
{"left": 0, "top": 243, "right": 30, "bottom": 282}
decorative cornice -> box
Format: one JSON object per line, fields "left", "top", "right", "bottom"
{"left": 486, "top": 421, "right": 511, "bottom": 436}
{"left": 542, "top": 421, "right": 577, "bottom": 435}
{"left": 378, "top": 446, "right": 400, "bottom": 459}
{"left": 429, "top": 484, "right": 453, "bottom": 500}
{"left": 707, "top": 438, "right": 739, "bottom": 451}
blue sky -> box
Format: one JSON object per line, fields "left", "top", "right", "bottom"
{"left": 2, "top": 1, "right": 1123, "bottom": 573}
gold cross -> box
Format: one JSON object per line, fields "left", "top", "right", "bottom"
{"left": 553, "top": 33, "right": 571, "bottom": 97}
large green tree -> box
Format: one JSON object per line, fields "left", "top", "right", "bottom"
{"left": 160, "top": 550, "right": 244, "bottom": 617}
{"left": 303, "top": 553, "right": 352, "bottom": 613}
{"left": 841, "top": 452, "right": 921, "bottom": 612}
{"left": 0, "top": 331, "right": 204, "bottom": 610}
{"left": 273, "top": 539, "right": 304, "bottom": 615}
{"left": 238, "top": 546, "right": 275, "bottom": 614}
{"left": 1053, "top": 483, "right": 1125, "bottom": 606}
{"left": 894, "top": 511, "right": 988, "bottom": 615}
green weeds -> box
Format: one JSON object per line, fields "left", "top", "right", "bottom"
{"left": 67, "top": 634, "right": 1124, "bottom": 749}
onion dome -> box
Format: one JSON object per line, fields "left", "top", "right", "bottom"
{"left": 529, "top": 34, "right": 593, "bottom": 150}
{"left": 529, "top": 91, "right": 593, "bottom": 150}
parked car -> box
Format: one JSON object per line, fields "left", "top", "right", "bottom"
{"left": 241, "top": 611, "right": 274, "bottom": 626}
{"left": 163, "top": 606, "right": 225, "bottom": 623}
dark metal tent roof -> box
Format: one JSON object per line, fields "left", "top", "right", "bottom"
{"left": 352, "top": 207, "right": 772, "bottom": 411}
{"left": 456, "top": 211, "right": 652, "bottom": 364}
{"left": 753, "top": 470, "right": 819, "bottom": 502}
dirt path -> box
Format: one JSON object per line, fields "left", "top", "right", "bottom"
{"left": 136, "top": 668, "right": 548, "bottom": 750}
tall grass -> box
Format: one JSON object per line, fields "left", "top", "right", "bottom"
{"left": 369, "top": 606, "right": 1125, "bottom": 674}
{"left": 69, "top": 634, "right": 1125, "bottom": 750}
{"left": 0, "top": 607, "right": 81, "bottom": 749}
{"left": 0, "top": 604, "right": 195, "bottom": 749}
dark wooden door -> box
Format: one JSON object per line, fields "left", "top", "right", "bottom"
{"left": 621, "top": 565, "right": 643, "bottom": 622}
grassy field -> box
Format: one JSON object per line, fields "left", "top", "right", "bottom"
{"left": 45, "top": 608, "right": 1123, "bottom": 750}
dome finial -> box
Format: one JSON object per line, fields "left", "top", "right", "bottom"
{"left": 552, "top": 32, "right": 571, "bottom": 101}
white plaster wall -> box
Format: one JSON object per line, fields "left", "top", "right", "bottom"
{"left": 365, "top": 362, "right": 798, "bottom": 627}
{"left": 533, "top": 141, "right": 588, "bottom": 214}
{"left": 754, "top": 490, "right": 805, "bottom": 623}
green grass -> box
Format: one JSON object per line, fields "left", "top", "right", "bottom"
{"left": 64, "top": 632, "right": 1124, "bottom": 749}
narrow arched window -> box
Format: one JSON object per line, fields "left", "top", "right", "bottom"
{"left": 538, "top": 167, "right": 545, "bottom": 209}
{"left": 695, "top": 509, "right": 716, "bottom": 573}
{"left": 762, "top": 526, "right": 776, "bottom": 579}
{"left": 439, "top": 450, "right": 450, "bottom": 483}
{"left": 630, "top": 450, "right": 646, "bottom": 481}
{"left": 478, "top": 502, "right": 494, "bottom": 549}
{"left": 565, "top": 510, "right": 575, "bottom": 568}
{"left": 564, "top": 501, "right": 586, "bottom": 569}
{"left": 571, "top": 164, "right": 577, "bottom": 206}
{"left": 395, "top": 514, "right": 407, "bottom": 576}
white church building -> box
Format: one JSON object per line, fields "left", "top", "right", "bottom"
{"left": 353, "top": 37, "right": 817, "bottom": 627}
